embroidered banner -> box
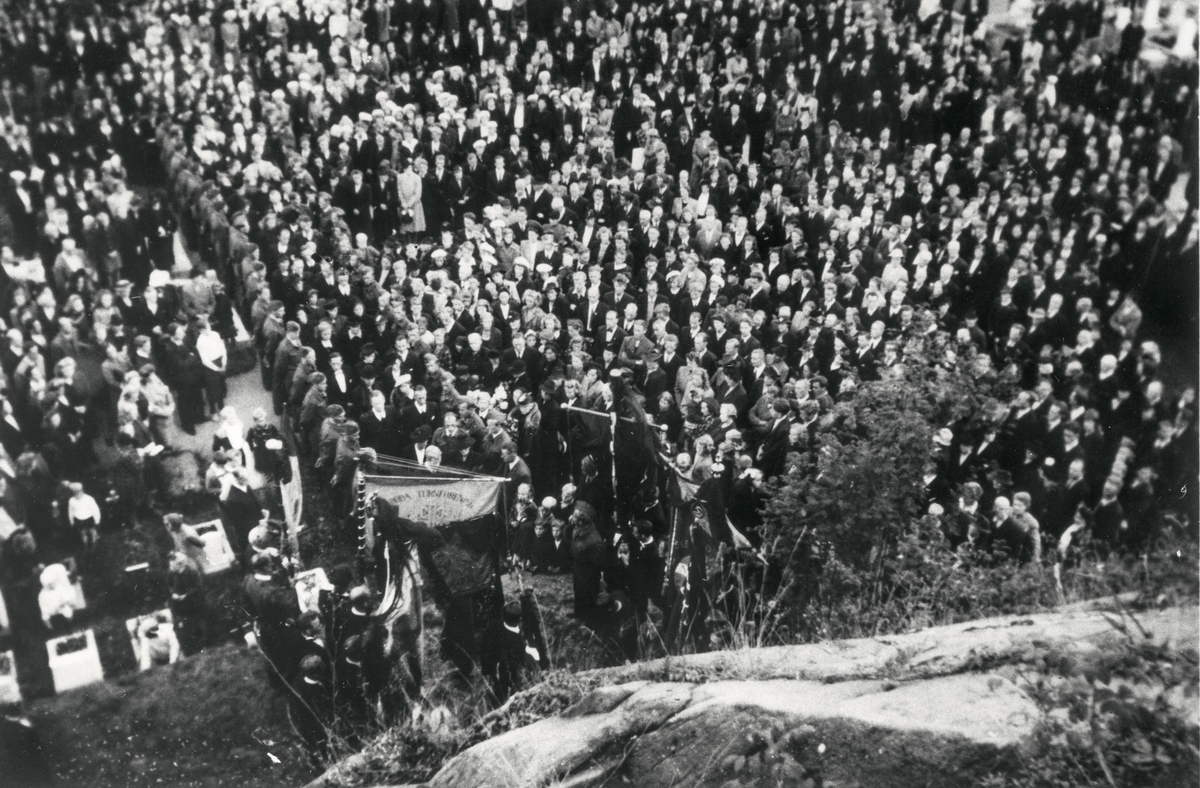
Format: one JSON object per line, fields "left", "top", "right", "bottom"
{"left": 364, "top": 475, "right": 502, "bottom": 527}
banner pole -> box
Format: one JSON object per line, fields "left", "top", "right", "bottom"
{"left": 662, "top": 500, "right": 678, "bottom": 597}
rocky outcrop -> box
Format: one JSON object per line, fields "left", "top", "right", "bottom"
{"left": 404, "top": 673, "right": 1040, "bottom": 788}
{"left": 579, "top": 597, "right": 1196, "bottom": 688}
{"left": 311, "top": 601, "right": 1198, "bottom": 788}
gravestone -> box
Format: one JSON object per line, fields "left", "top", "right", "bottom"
{"left": 0, "top": 650, "right": 20, "bottom": 703}
{"left": 294, "top": 568, "right": 331, "bottom": 614}
{"left": 192, "top": 519, "right": 236, "bottom": 574}
{"left": 46, "top": 629, "right": 104, "bottom": 693}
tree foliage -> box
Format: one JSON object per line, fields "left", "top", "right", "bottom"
{"left": 759, "top": 338, "right": 1012, "bottom": 641}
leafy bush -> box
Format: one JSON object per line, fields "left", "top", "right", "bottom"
{"left": 717, "top": 722, "right": 841, "bottom": 788}
{"left": 984, "top": 633, "right": 1200, "bottom": 787}
{"left": 754, "top": 346, "right": 1197, "bottom": 646}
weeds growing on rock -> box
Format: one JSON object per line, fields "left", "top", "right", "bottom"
{"left": 986, "top": 615, "right": 1200, "bottom": 787}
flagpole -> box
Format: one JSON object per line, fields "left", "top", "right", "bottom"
{"left": 610, "top": 406, "right": 619, "bottom": 524}
{"left": 562, "top": 402, "right": 647, "bottom": 425}
{"left": 662, "top": 496, "right": 678, "bottom": 597}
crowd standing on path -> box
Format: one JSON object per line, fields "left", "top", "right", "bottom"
{"left": 0, "top": 0, "right": 1197, "bottom": 769}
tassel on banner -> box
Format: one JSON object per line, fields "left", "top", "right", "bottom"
{"left": 353, "top": 473, "right": 369, "bottom": 555}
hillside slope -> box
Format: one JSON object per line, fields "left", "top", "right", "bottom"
{"left": 28, "top": 644, "right": 317, "bottom": 788}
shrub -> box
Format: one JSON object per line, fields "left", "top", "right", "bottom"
{"left": 754, "top": 343, "right": 1197, "bottom": 645}
{"left": 984, "top": 629, "right": 1200, "bottom": 787}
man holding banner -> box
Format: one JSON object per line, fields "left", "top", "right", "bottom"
{"left": 362, "top": 469, "right": 508, "bottom": 683}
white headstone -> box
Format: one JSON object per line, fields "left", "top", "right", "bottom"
{"left": 193, "top": 519, "right": 236, "bottom": 574}
{"left": 47, "top": 630, "right": 104, "bottom": 693}
{"left": 294, "top": 568, "right": 331, "bottom": 614}
{"left": 0, "top": 650, "right": 20, "bottom": 703}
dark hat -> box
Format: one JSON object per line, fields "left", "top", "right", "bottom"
{"left": 359, "top": 363, "right": 377, "bottom": 378}
{"left": 411, "top": 425, "right": 433, "bottom": 443}
{"left": 510, "top": 359, "right": 527, "bottom": 376}
{"left": 361, "top": 343, "right": 377, "bottom": 356}
{"left": 299, "top": 654, "right": 326, "bottom": 679}
{"left": 573, "top": 500, "right": 598, "bottom": 524}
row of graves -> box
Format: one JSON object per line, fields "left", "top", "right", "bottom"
{"left": 0, "top": 515, "right": 239, "bottom": 700}
{"left": 0, "top": 448, "right": 511, "bottom": 703}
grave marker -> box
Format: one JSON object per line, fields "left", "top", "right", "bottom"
{"left": 46, "top": 630, "right": 104, "bottom": 693}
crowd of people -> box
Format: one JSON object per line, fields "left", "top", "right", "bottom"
{"left": 0, "top": 0, "right": 1197, "bottom": 769}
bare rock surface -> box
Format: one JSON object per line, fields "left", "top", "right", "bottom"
{"left": 311, "top": 601, "right": 1198, "bottom": 788}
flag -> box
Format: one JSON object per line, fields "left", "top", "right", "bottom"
{"left": 663, "top": 469, "right": 744, "bottom": 574}
{"left": 611, "top": 374, "right": 662, "bottom": 525}
{"left": 365, "top": 476, "right": 506, "bottom": 602}
{"left": 726, "top": 516, "right": 753, "bottom": 551}
{"left": 280, "top": 456, "right": 304, "bottom": 556}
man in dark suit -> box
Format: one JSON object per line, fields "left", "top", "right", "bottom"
{"left": 359, "top": 389, "right": 401, "bottom": 457}
{"left": 712, "top": 362, "right": 749, "bottom": 421}
{"left": 398, "top": 385, "right": 440, "bottom": 443}
{"left": 334, "top": 169, "right": 373, "bottom": 240}
{"left": 743, "top": 348, "right": 771, "bottom": 405}
{"left": 592, "top": 309, "right": 626, "bottom": 358}
{"left": 485, "top": 155, "right": 515, "bottom": 204}
{"left": 325, "top": 353, "right": 352, "bottom": 410}
{"left": 755, "top": 400, "right": 793, "bottom": 479}
{"left": 578, "top": 289, "right": 605, "bottom": 339}
{"left": 158, "top": 323, "right": 206, "bottom": 434}
{"left": 501, "top": 443, "right": 533, "bottom": 502}
{"left": 658, "top": 335, "right": 686, "bottom": 395}
{"left": 715, "top": 171, "right": 748, "bottom": 221}
{"left": 424, "top": 153, "right": 454, "bottom": 231}
{"left": 600, "top": 273, "right": 636, "bottom": 315}
{"left": 479, "top": 601, "right": 535, "bottom": 703}
{"left": 446, "top": 162, "right": 473, "bottom": 223}
{"left": 272, "top": 322, "right": 305, "bottom": 416}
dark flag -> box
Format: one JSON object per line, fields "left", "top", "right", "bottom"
{"left": 611, "top": 371, "right": 663, "bottom": 527}
{"left": 662, "top": 469, "right": 752, "bottom": 593}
